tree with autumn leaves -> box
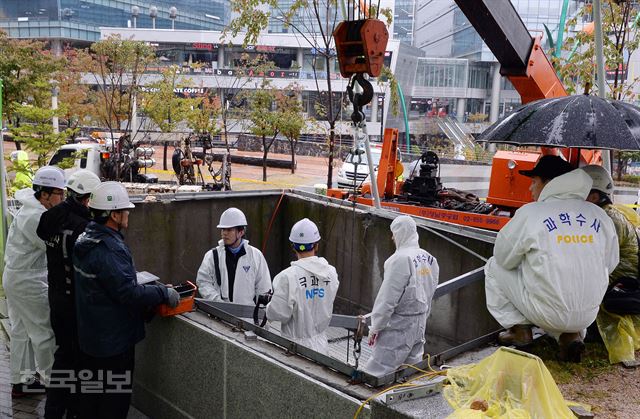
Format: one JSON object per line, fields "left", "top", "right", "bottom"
{"left": 554, "top": 0, "right": 640, "bottom": 179}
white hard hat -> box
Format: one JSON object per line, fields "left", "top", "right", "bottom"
{"left": 89, "top": 181, "right": 135, "bottom": 211}
{"left": 289, "top": 218, "right": 321, "bottom": 244}
{"left": 67, "top": 170, "right": 101, "bottom": 195}
{"left": 581, "top": 165, "right": 614, "bottom": 197}
{"left": 217, "top": 208, "right": 247, "bottom": 228}
{"left": 33, "top": 166, "right": 66, "bottom": 189}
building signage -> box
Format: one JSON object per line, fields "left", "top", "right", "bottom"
{"left": 192, "top": 43, "right": 218, "bottom": 50}
{"left": 256, "top": 45, "right": 276, "bottom": 52}
{"left": 212, "top": 68, "right": 299, "bottom": 79}
{"left": 140, "top": 86, "right": 209, "bottom": 96}
{"left": 244, "top": 45, "right": 279, "bottom": 53}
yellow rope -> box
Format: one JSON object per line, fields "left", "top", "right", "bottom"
{"left": 353, "top": 374, "right": 429, "bottom": 419}
{"left": 353, "top": 355, "right": 447, "bottom": 418}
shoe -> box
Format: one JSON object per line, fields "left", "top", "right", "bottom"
{"left": 11, "top": 380, "right": 46, "bottom": 398}
{"left": 498, "top": 325, "right": 533, "bottom": 347}
{"left": 557, "top": 333, "right": 585, "bottom": 363}
{"left": 584, "top": 321, "right": 602, "bottom": 343}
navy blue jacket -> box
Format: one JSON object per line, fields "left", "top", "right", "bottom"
{"left": 74, "top": 221, "right": 168, "bottom": 358}
{"left": 37, "top": 196, "right": 91, "bottom": 302}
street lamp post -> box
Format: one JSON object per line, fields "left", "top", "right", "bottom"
{"left": 169, "top": 7, "right": 177, "bottom": 30}
{"left": 150, "top": 6, "right": 158, "bottom": 29}
{"left": 50, "top": 79, "right": 59, "bottom": 134}
{"left": 0, "top": 79, "right": 8, "bottom": 254}
{"left": 132, "top": 6, "right": 139, "bottom": 28}
{"left": 593, "top": 0, "right": 611, "bottom": 172}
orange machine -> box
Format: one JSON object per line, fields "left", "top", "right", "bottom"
{"left": 156, "top": 281, "right": 197, "bottom": 317}
{"left": 327, "top": 0, "right": 601, "bottom": 231}
{"left": 486, "top": 151, "right": 538, "bottom": 208}
{"left": 334, "top": 19, "right": 389, "bottom": 78}
{"left": 339, "top": 128, "right": 513, "bottom": 231}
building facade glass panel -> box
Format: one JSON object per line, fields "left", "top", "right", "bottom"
{"left": 1, "top": 0, "right": 230, "bottom": 42}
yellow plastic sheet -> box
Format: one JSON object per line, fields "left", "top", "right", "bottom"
{"left": 444, "top": 347, "right": 577, "bottom": 419}
{"left": 613, "top": 204, "right": 640, "bottom": 228}
{"left": 599, "top": 205, "right": 640, "bottom": 364}
{"left": 597, "top": 309, "right": 640, "bottom": 364}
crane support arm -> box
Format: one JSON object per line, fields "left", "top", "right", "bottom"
{"left": 454, "top": 0, "right": 566, "bottom": 103}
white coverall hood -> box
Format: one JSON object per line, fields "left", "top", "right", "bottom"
{"left": 538, "top": 169, "right": 593, "bottom": 203}
{"left": 3, "top": 187, "right": 55, "bottom": 384}
{"left": 290, "top": 256, "right": 333, "bottom": 277}
{"left": 391, "top": 215, "right": 420, "bottom": 250}
{"left": 266, "top": 256, "right": 339, "bottom": 355}
{"left": 365, "top": 216, "right": 440, "bottom": 376}
{"left": 485, "top": 169, "right": 619, "bottom": 334}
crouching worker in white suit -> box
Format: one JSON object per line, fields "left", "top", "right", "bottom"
{"left": 365, "top": 215, "right": 439, "bottom": 377}
{"left": 266, "top": 219, "right": 339, "bottom": 355}
{"left": 485, "top": 155, "right": 619, "bottom": 362}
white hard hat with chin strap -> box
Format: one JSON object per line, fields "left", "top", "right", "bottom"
{"left": 217, "top": 208, "right": 247, "bottom": 228}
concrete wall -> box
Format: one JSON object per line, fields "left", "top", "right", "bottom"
{"left": 126, "top": 192, "right": 286, "bottom": 285}
{"left": 126, "top": 191, "right": 498, "bottom": 345}
{"left": 126, "top": 191, "right": 499, "bottom": 418}
{"left": 133, "top": 315, "right": 369, "bottom": 419}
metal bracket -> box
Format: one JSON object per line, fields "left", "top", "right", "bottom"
{"left": 383, "top": 376, "right": 447, "bottom": 405}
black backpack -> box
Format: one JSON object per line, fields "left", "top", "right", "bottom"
{"left": 602, "top": 232, "right": 640, "bottom": 315}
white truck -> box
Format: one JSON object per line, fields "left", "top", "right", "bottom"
{"left": 48, "top": 140, "right": 158, "bottom": 183}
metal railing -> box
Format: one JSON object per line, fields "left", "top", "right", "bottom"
{"left": 195, "top": 266, "right": 498, "bottom": 388}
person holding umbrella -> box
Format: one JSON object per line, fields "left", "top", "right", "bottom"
{"left": 484, "top": 155, "right": 619, "bottom": 362}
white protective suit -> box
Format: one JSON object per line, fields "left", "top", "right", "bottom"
{"left": 2, "top": 188, "right": 56, "bottom": 384}
{"left": 365, "top": 216, "right": 440, "bottom": 377}
{"left": 266, "top": 256, "right": 339, "bottom": 355}
{"left": 485, "top": 169, "right": 619, "bottom": 334}
{"left": 196, "top": 239, "right": 272, "bottom": 305}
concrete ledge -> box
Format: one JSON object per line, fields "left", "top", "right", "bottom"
{"left": 133, "top": 314, "right": 370, "bottom": 419}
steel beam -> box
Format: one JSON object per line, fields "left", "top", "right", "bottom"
{"left": 195, "top": 300, "right": 371, "bottom": 330}
{"left": 433, "top": 267, "right": 485, "bottom": 299}
{"left": 453, "top": 0, "right": 533, "bottom": 76}
{"left": 195, "top": 265, "right": 496, "bottom": 387}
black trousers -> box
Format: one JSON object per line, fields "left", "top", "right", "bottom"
{"left": 45, "top": 294, "right": 80, "bottom": 419}
{"left": 77, "top": 347, "right": 135, "bottom": 419}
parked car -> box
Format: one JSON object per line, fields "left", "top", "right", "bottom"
{"left": 336, "top": 147, "right": 383, "bottom": 189}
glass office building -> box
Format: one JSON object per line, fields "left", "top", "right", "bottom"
{"left": 416, "top": 0, "right": 584, "bottom": 59}
{"left": 0, "top": 0, "right": 229, "bottom": 44}
{"left": 410, "top": 0, "right": 587, "bottom": 122}
{"left": 393, "top": 0, "right": 415, "bottom": 45}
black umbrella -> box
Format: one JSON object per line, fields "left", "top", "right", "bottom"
{"left": 477, "top": 94, "right": 640, "bottom": 151}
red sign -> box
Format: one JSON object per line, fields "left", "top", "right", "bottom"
{"left": 192, "top": 43, "right": 218, "bottom": 51}
{"left": 256, "top": 45, "right": 276, "bottom": 52}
